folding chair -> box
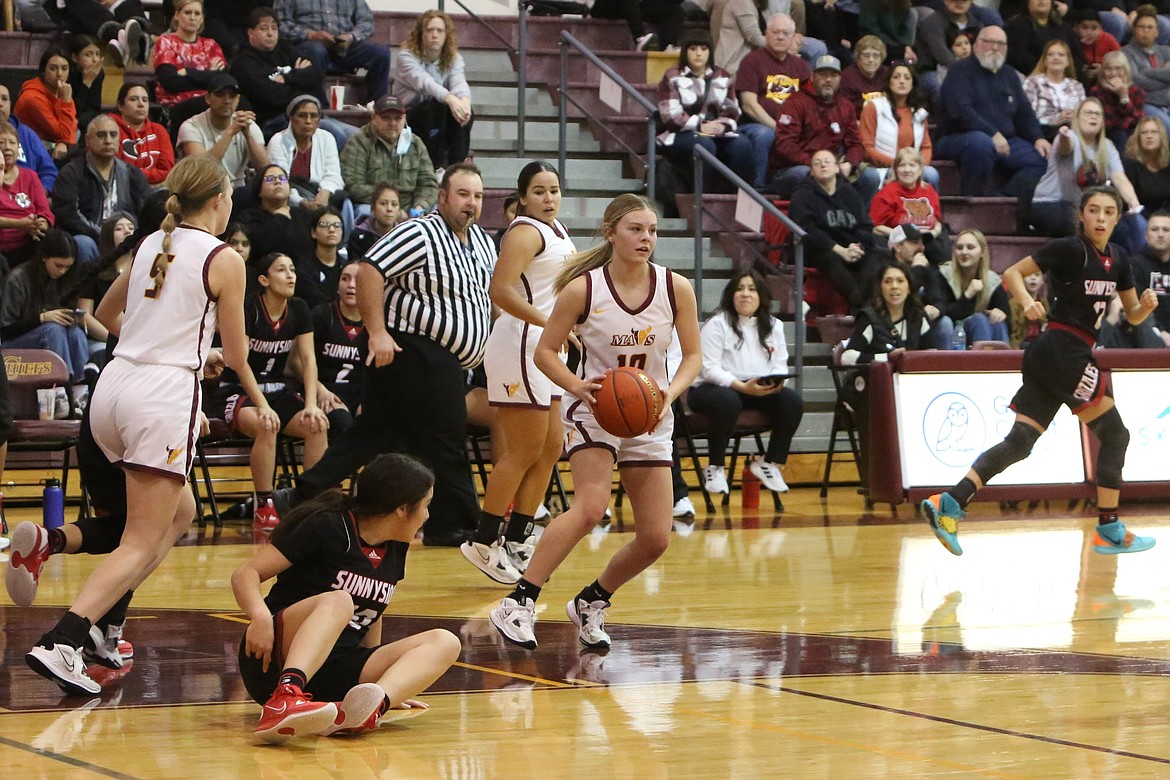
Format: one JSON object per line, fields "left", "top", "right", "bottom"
{"left": 821, "top": 341, "right": 865, "bottom": 498}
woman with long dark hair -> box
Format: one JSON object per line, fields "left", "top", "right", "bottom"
{"left": 687, "top": 271, "right": 804, "bottom": 495}
{"left": 234, "top": 453, "right": 460, "bottom": 743}
{"left": 859, "top": 61, "right": 938, "bottom": 188}
{"left": 13, "top": 47, "right": 77, "bottom": 162}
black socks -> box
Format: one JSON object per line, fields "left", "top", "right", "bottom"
{"left": 1098, "top": 508, "right": 1119, "bottom": 526}
{"left": 504, "top": 512, "right": 534, "bottom": 543}
{"left": 576, "top": 580, "right": 613, "bottom": 605}
{"left": 509, "top": 578, "right": 542, "bottom": 604}
{"left": 41, "top": 610, "right": 91, "bottom": 650}
{"left": 278, "top": 668, "right": 308, "bottom": 691}
{"left": 950, "top": 478, "right": 978, "bottom": 508}
{"left": 474, "top": 511, "right": 505, "bottom": 546}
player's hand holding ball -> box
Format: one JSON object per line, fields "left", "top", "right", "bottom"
{"left": 568, "top": 373, "right": 605, "bottom": 407}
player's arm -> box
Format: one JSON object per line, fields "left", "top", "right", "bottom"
{"left": 357, "top": 261, "right": 401, "bottom": 366}
{"left": 1003, "top": 256, "right": 1046, "bottom": 320}
{"left": 666, "top": 272, "right": 702, "bottom": 412}
{"left": 209, "top": 247, "right": 280, "bottom": 431}
{"left": 490, "top": 224, "right": 546, "bottom": 327}
{"left": 535, "top": 276, "right": 599, "bottom": 404}
{"left": 232, "top": 543, "right": 294, "bottom": 672}
{"left": 1120, "top": 285, "right": 1159, "bottom": 325}
{"left": 95, "top": 267, "right": 131, "bottom": 336}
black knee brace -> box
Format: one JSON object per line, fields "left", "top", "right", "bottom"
{"left": 972, "top": 421, "right": 1041, "bottom": 485}
{"left": 1088, "top": 407, "right": 1130, "bottom": 490}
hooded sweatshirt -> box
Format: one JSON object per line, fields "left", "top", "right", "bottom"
{"left": 111, "top": 113, "right": 175, "bottom": 186}
{"left": 787, "top": 174, "right": 876, "bottom": 256}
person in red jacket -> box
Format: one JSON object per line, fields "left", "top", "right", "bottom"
{"left": 869, "top": 147, "right": 951, "bottom": 264}
{"left": 768, "top": 55, "right": 881, "bottom": 200}
{"left": 13, "top": 47, "right": 77, "bottom": 162}
{"left": 110, "top": 84, "right": 175, "bottom": 187}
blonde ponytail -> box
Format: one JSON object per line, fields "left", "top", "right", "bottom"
{"left": 148, "top": 154, "right": 230, "bottom": 299}
{"left": 554, "top": 193, "right": 657, "bottom": 292}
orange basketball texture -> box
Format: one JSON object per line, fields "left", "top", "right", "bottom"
{"left": 593, "top": 367, "right": 663, "bottom": 437}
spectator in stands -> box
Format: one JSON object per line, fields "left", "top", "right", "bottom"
{"left": 1004, "top": 0, "right": 1082, "bottom": 77}
{"left": 840, "top": 35, "right": 890, "bottom": 116}
{"left": 295, "top": 208, "right": 346, "bottom": 308}
{"left": 788, "top": 149, "right": 880, "bottom": 308}
{"left": 177, "top": 73, "right": 268, "bottom": 189}
{"left": 1097, "top": 290, "right": 1165, "bottom": 346}
{"left": 1024, "top": 39, "right": 1085, "bottom": 141}
{"left": 340, "top": 96, "right": 438, "bottom": 218}
{"left": 266, "top": 95, "right": 353, "bottom": 237}
{"left": 657, "top": 33, "right": 756, "bottom": 186}
{"left": 933, "top": 228, "right": 1011, "bottom": 345}
{"left": 0, "top": 229, "right": 90, "bottom": 386}
{"left": 0, "top": 85, "right": 56, "bottom": 191}
{"left": 935, "top": 26, "right": 1050, "bottom": 197}
{"left": 226, "top": 221, "right": 252, "bottom": 263}
{"left": 711, "top": 0, "right": 825, "bottom": 77}
{"left": 392, "top": 11, "right": 474, "bottom": 171}
{"left": 870, "top": 148, "right": 949, "bottom": 264}
{"left": 1068, "top": 7, "right": 1118, "bottom": 87}
{"left": 153, "top": 0, "right": 228, "bottom": 138}
{"left": 1121, "top": 5, "right": 1170, "bottom": 127}
{"left": 68, "top": 35, "right": 105, "bottom": 137}
{"left": 77, "top": 212, "right": 136, "bottom": 368}
{"left": 45, "top": 0, "right": 149, "bottom": 67}
{"left": 51, "top": 116, "right": 150, "bottom": 266}
{"left": 14, "top": 47, "right": 77, "bottom": 163}
{"left": 111, "top": 83, "right": 175, "bottom": 188}
{"left": 859, "top": 61, "right": 938, "bottom": 187}
{"left": 204, "top": 0, "right": 271, "bottom": 57}
{"left": 1009, "top": 267, "right": 1047, "bottom": 348}
{"left": 231, "top": 8, "right": 355, "bottom": 150}
{"left": 915, "top": 0, "right": 986, "bottom": 96}
{"left": 309, "top": 258, "right": 366, "bottom": 438}
{"left": 1130, "top": 209, "right": 1170, "bottom": 345}
{"left": 858, "top": 0, "right": 917, "bottom": 65}
{"left": 1123, "top": 116, "right": 1170, "bottom": 213}
{"left": 735, "top": 13, "right": 812, "bottom": 188}
{"left": 805, "top": 0, "right": 861, "bottom": 59}
{"left": 1092, "top": 51, "right": 1147, "bottom": 150}
{"left": 591, "top": 0, "right": 686, "bottom": 52}
{"left": 275, "top": 0, "right": 391, "bottom": 102}
{"left": 1030, "top": 98, "right": 1143, "bottom": 250}
{"left": 936, "top": 27, "right": 974, "bottom": 90}
{"left": 769, "top": 55, "right": 881, "bottom": 200}
{"left": 241, "top": 163, "right": 315, "bottom": 264}
{"left": 687, "top": 271, "right": 803, "bottom": 496}
{"left": 348, "top": 182, "right": 400, "bottom": 259}
{"left": 0, "top": 122, "right": 53, "bottom": 269}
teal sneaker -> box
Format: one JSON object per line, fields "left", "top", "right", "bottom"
{"left": 1093, "top": 520, "right": 1156, "bottom": 554}
{"left": 922, "top": 492, "right": 965, "bottom": 556}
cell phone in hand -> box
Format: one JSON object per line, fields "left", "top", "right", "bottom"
{"left": 73, "top": 309, "right": 86, "bottom": 324}
{"left": 757, "top": 373, "right": 795, "bottom": 387}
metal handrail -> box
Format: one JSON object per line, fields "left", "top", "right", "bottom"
{"left": 691, "top": 144, "right": 807, "bottom": 394}
{"left": 558, "top": 30, "right": 658, "bottom": 201}
{"left": 437, "top": 0, "right": 526, "bottom": 155}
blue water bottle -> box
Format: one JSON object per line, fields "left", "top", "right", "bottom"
{"left": 43, "top": 478, "right": 64, "bottom": 530}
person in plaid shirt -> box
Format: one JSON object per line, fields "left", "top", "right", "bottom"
{"left": 274, "top": 0, "right": 391, "bottom": 101}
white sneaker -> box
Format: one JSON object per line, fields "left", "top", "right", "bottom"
{"left": 635, "top": 32, "right": 659, "bottom": 51}
{"left": 533, "top": 503, "right": 550, "bottom": 522}
{"left": 672, "top": 497, "right": 696, "bottom": 518}
{"left": 503, "top": 535, "right": 536, "bottom": 574}
{"left": 489, "top": 597, "right": 538, "bottom": 649}
{"left": 26, "top": 643, "right": 102, "bottom": 695}
{"left": 108, "top": 31, "right": 130, "bottom": 68}
{"left": 750, "top": 459, "right": 789, "bottom": 493}
{"left": 84, "top": 624, "right": 127, "bottom": 669}
{"left": 6, "top": 521, "right": 52, "bottom": 607}
{"left": 324, "top": 682, "right": 385, "bottom": 736}
{"left": 123, "top": 18, "right": 142, "bottom": 62}
{"left": 460, "top": 540, "right": 521, "bottom": 584}
{"left": 704, "top": 465, "right": 729, "bottom": 494}
{"left": 566, "top": 598, "right": 611, "bottom": 649}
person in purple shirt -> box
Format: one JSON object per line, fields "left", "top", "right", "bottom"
{"left": 0, "top": 85, "right": 57, "bottom": 191}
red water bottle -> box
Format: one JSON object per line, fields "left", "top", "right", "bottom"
{"left": 741, "top": 463, "right": 760, "bottom": 509}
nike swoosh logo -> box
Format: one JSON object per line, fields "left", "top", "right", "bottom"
{"left": 57, "top": 646, "right": 76, "bottom": 673}
{"left": 266, "top": 702, "right": 288, "bottom": 715}
{"left": 593, "top": 308, "right": 607, "bottom": 315}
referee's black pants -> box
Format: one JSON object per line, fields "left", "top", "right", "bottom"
{"left": 297, "top": 331, "right": 478, "bottom": 545}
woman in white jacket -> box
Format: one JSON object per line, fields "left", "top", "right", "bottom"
{"left": 687, "top": 271, "right": 804, "bottom": 495}
{"left": 265, "top": 95, "right": 353, "bottom": 238}
{"left": 859, "top": 62, "right": 939, "bottom": 188}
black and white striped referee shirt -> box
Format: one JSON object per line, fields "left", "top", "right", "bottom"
{"left": 363, "top": 212, "right": 497, "bottom": 369}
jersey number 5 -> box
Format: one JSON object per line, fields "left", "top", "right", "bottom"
{"left": 145, "top": 252, "right": 176, "bottom": 299}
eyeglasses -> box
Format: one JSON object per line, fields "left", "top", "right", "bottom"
{"left": 979, "top": 38, "right": 1008, "bottom": 48}
{"left": 263, "top": 174, "right": 288, "bottom": 184}
{"left": 294, "top": 111, "right": 320, "bottom": 120}
{"left": 1080, "top": 109, "right": 1104, "bottom": 117}
{"left": 317, "top": 221, "right": 342, "bottom": 230}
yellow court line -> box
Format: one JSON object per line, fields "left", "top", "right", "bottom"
{"left": 451, "top": 661, "right": 576, "bottom": 688}
{"left": 208, "top": 612, "right": 251, "bottom": 624}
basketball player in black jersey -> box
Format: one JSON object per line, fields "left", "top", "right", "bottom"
{"left": 309, "top": 258, "right": 365, "bottom": 438}
{"left": 923, "top": 187, "right": 1160, "bottom": 556}
{"left": 232, "top": 454, "right": 460, "bottom": 744}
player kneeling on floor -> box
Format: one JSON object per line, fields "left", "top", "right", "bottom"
{"left": 232, "top": 453, "right": 461, "bottom": 744}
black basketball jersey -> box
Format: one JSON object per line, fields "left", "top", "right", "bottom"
{"left": 220, "top": 295, "right": 313, "bottom": 387}
{"left": 1033, "top": 236, "right": 1135, "bottom": 338}
{"left": 311, "top": 302, "right": 366, "bottom": 409}
{"left": 267, "top": 510, "right": 408, "bottom": 648}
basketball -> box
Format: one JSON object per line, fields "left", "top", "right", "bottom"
{"left": 593, "top": 367, "right": 663, "bottom": 437}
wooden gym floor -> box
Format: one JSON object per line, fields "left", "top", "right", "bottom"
{"left": 2, "top": 486, "right": 1170, "bottom": 778}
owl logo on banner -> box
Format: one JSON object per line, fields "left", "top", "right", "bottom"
{"left": 923, "top": 393, "right": 985, "bottom": 467}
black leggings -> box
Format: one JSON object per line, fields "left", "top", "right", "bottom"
{"left": 407, "top": 99, "right": 474, "bottom": 169}
{"left": 589, "top": 0, "right": 685, "bottom": 46}
{"left": 686, "top": 383, "right": 804, "bottom": 467}
{"left": 55, "top": 0, "right": 146, "bottom": 40}
{"left": 808, "top": 248, "right": 880, "bottom": 309}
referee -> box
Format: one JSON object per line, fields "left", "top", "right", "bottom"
{"left": 282, "top": 163, "right": 496, "bottom": 546}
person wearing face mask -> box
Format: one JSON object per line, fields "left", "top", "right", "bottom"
{"left": 340, "top": 96, "right": 438, "bottom": 220}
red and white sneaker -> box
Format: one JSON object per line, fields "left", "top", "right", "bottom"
{"left": 253, "top": 499, "right": 281, "bottom": 534}
{"left": 324, "top": 683, "right": 386, "bottom": 736}
{"left": 84, "top": 623, "right": 132, "bottom": 669}
{"left": 255, "top": 683, "right": 338, "bottom": 744}
{"left": 6, "top": 522, "right": 52, "bottom": 607}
